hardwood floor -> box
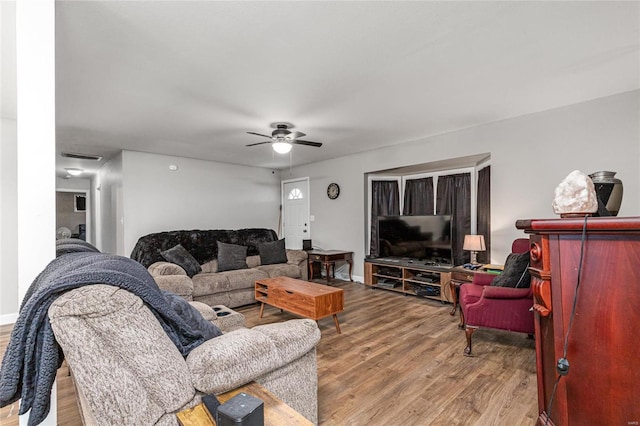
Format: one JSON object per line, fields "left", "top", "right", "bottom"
{"left": 0, "top": 281, "right": 537, "bottom": 425}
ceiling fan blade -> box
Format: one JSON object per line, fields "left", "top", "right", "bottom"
{"left": 289, "top": 131, "right": 306, "bottom": 139}
{"left": 293, "top": 139, "right": 323, "bottom": 148}
{"left": 246, "top": 141, "right": 272, "bottom": 147}
{"left": 247, "top": 131, "right": 273, "bottom": 139}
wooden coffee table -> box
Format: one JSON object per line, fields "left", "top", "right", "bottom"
{"left": 255, "top": 276, "right": 344, "bottom": 333}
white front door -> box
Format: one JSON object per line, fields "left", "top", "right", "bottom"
{"left": 282, "top": 178, "right": 310, "bottom": 250}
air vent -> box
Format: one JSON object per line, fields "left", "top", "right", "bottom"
{"left": 61, "top": 152, "right": 103, "bottom": 161}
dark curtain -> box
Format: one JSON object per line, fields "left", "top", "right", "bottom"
{"left": 436, "top": 173, "right": 471, "bottom": 265}
{"left": 370, "top": 180, "right": 400, "bottom": 256}
{"left": 477, "top": 166, "right": 491, "bottom": 264}
{"left": 403, "top": 177, "right": 434, "bottom": 215}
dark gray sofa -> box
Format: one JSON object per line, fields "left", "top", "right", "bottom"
{"left": 130, "top": 229, "right": 308, "bottom": 308}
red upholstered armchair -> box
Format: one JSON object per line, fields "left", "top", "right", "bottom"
{"left": 459, "top": 238, "right": 534, "bottom": 356}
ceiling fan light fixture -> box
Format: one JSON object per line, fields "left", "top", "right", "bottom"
{"left": 65, "top": 168, "right": 83, "bottom": 176}
{"left": 273, "top": 142, "right": 292, "bottom": 154}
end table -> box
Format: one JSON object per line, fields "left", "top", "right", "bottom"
{"left": 307, "top": 250, "right": 353, "bottom": 283}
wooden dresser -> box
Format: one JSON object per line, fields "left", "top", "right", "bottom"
{"left": 516, "top": 217, "right": 640, "bottom": 425}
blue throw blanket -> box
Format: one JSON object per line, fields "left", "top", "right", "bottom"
{"left": 0, "top": 240, "right": 221, "bottom": 425}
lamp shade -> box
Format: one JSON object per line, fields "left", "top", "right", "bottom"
{"left": 272, "top": 142, "right": 292, "bottom": 154}
{"left": 463, "top": 235, "right": 486, "bottom": 252}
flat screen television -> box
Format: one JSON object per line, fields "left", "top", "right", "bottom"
{"left": 377, "top": 215, "right": 453, "bottom": 265}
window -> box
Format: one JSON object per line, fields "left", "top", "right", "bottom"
{"left": 367, "top": 166, "right": 488, "bottom": 263}
{"left": 287, "top": 188, "right": 303, "bottom": 200}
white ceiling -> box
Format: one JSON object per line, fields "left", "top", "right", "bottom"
{"left": 22, "top": 2, "right": 640, "bottom": 175}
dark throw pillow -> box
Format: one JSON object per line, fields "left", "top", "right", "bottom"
{"left": 490, "top": 252, "right": 531, "bottom": 288}
{"left": 216, "top": 241, "right": 248, "bottom": 272}
{"left": 162, "top": 290, "right": 222, "bottom": 340}
{"left": 258, "top": 239, "right": 288, "bottom": 265}
{"left": 161, "top": 244, "right": 202, "bottom": 278}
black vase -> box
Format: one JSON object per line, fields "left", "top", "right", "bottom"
{"left": 589, "top": 171, "right": 623, "bottom": 216}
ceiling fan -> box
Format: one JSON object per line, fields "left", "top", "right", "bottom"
{"left": 246, "top": 123, "right": 322, "bottom": 154}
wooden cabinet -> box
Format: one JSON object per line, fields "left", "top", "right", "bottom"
{"left": 516, "top": 217, "right": 640, "bottom": 425}
{"left": 364, "top": 260, "right": 452, "bottom": 302}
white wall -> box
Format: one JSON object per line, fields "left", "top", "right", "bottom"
{"left": 120, "top": 151, "right": 282, "bottom": 256}
{"left": 1, "top": 118, "right": 18, "bottom": 318}
{"left": 289, "top": 91, "right": 640, "bottom": 279}
{"left": 0, "top": 1, "right": 18, "bottom": 320}
{"left": 55, "top": 176, "right": 90, "bottom": 191}
{"left": 95, "top": 152, "right": 123, "bottom": 254}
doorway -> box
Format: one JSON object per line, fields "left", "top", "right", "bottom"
{"left": 56, "top": 190, "right": 90, "bottom": 242}
{"left": 282, "top": 178, "right": 310, "bottom": 250}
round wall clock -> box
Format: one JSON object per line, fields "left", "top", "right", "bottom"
{"left": 327, "top": 183, "right": 340, "bottom": 199}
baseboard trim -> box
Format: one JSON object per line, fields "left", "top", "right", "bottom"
{"left": 335, "top": 272, "right": 364, "bottom": 283}
{"left": 0, "top": 312, "right": 18, "bottom": 326}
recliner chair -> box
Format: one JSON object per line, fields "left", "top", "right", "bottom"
{"left": 49, "top": 285, "right": 321, "bottom": 424}
{"left": 458, "top": 238, "right": 534, "bottom": 356}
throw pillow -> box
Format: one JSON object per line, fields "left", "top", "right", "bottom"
{"left": 258, "top": 239, "right": 288, "bottom": 265}
{"left": 490, "top": 252, "right": 531, "bottom": 288}
{"left": 161, "top": 244, "right": 202, "bottom": 278}
{"left": 216, "top": 241, "right": 248, "bottom": 272}
{"left": 162, "top": 290, "right": 222, "bottom": 340}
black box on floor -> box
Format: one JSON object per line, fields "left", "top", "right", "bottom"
{"left": 216, "top": 392, "right": 264, "bottom": 426}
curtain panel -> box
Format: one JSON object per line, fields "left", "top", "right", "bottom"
{"left": 477, "top": 166, "right": 491, "bottom": 264}
{"left": 436, "top": 173, "right": 471, "bottom": 265}
{"left": 369, "top": 180, "right": 400, "bottom": 256}
{"left": 403, "top": 177, "right": 434, "bottom": 216}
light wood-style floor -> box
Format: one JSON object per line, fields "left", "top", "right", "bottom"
{"left": 0, "top": 280, "right": 537, "bottom": 425}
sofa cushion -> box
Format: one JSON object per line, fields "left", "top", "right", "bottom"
{"left": 490, "top": 252, "right": 531, "bottom": 288}
{"left": 285, "top": 249, "right": 307, "bottom": 265}
{"left": 254, "top": 263, "right": 302, "bottom": 279}
{"left": 223, "top": 268, "right": 269, "bottom": 290}
{"left": 200, "top": 255, "right": 261, "bottom": 273}
{"left": 216, "top": 242, "right": 248, "bottom": 272}
{"left": 189, "top": 301, "right": 217, "bottom": 321}
{"left": 251, "top": 319, "right": 321, "bottom": 364}
{"left": 200, "top": 259, "right": 218, "bottom": 273}
{"left": 187, "top": 328, "right": 281, "bottom": 393}
{"left": 162, "top": 291, "right": 222, "bottom": 339}
{"left": 161, "top": 244, "right": 201, "bottom": 278}
{"left": 258, "top": 239, "right": 288, "bottom": 265}
{"left": 246, "top": 255, "right": 261, "bottom": 269}
{"left": 148, "top": 261, "right": 187, "bottom": 277}
{"left": 192, "top": 274, "right": 231, "bottom": 297}
{"left": 186, "top": 319, "right": 320, "bottom": 394}
{"left": 153, "top": 275, "right": 194, "bottom": 301}
{"left": 192, "top": 270, "right": 266, "bottom": 296}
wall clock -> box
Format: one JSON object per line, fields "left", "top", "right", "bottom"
{"left": 327, "top": 183, "right": 340, "bottom": 200}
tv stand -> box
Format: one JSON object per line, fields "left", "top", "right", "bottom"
{"left": 364, "top": 258, "right": 452, "bottom": 303}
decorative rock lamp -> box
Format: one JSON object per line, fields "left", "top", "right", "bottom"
{"left": 552, "top": 170, "right": 598, "bottom": 217}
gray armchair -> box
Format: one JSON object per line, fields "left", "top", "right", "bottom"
{"left": 49, "top": 285, "right": 320, "bottom": 425}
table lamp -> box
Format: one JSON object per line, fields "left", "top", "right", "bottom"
{"left": 463, "top": 234, "right": 486, "bottom": 265}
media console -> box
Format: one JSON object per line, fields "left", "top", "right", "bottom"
{"left": 364, "top": 258, "right": 453, "bottom": 303}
